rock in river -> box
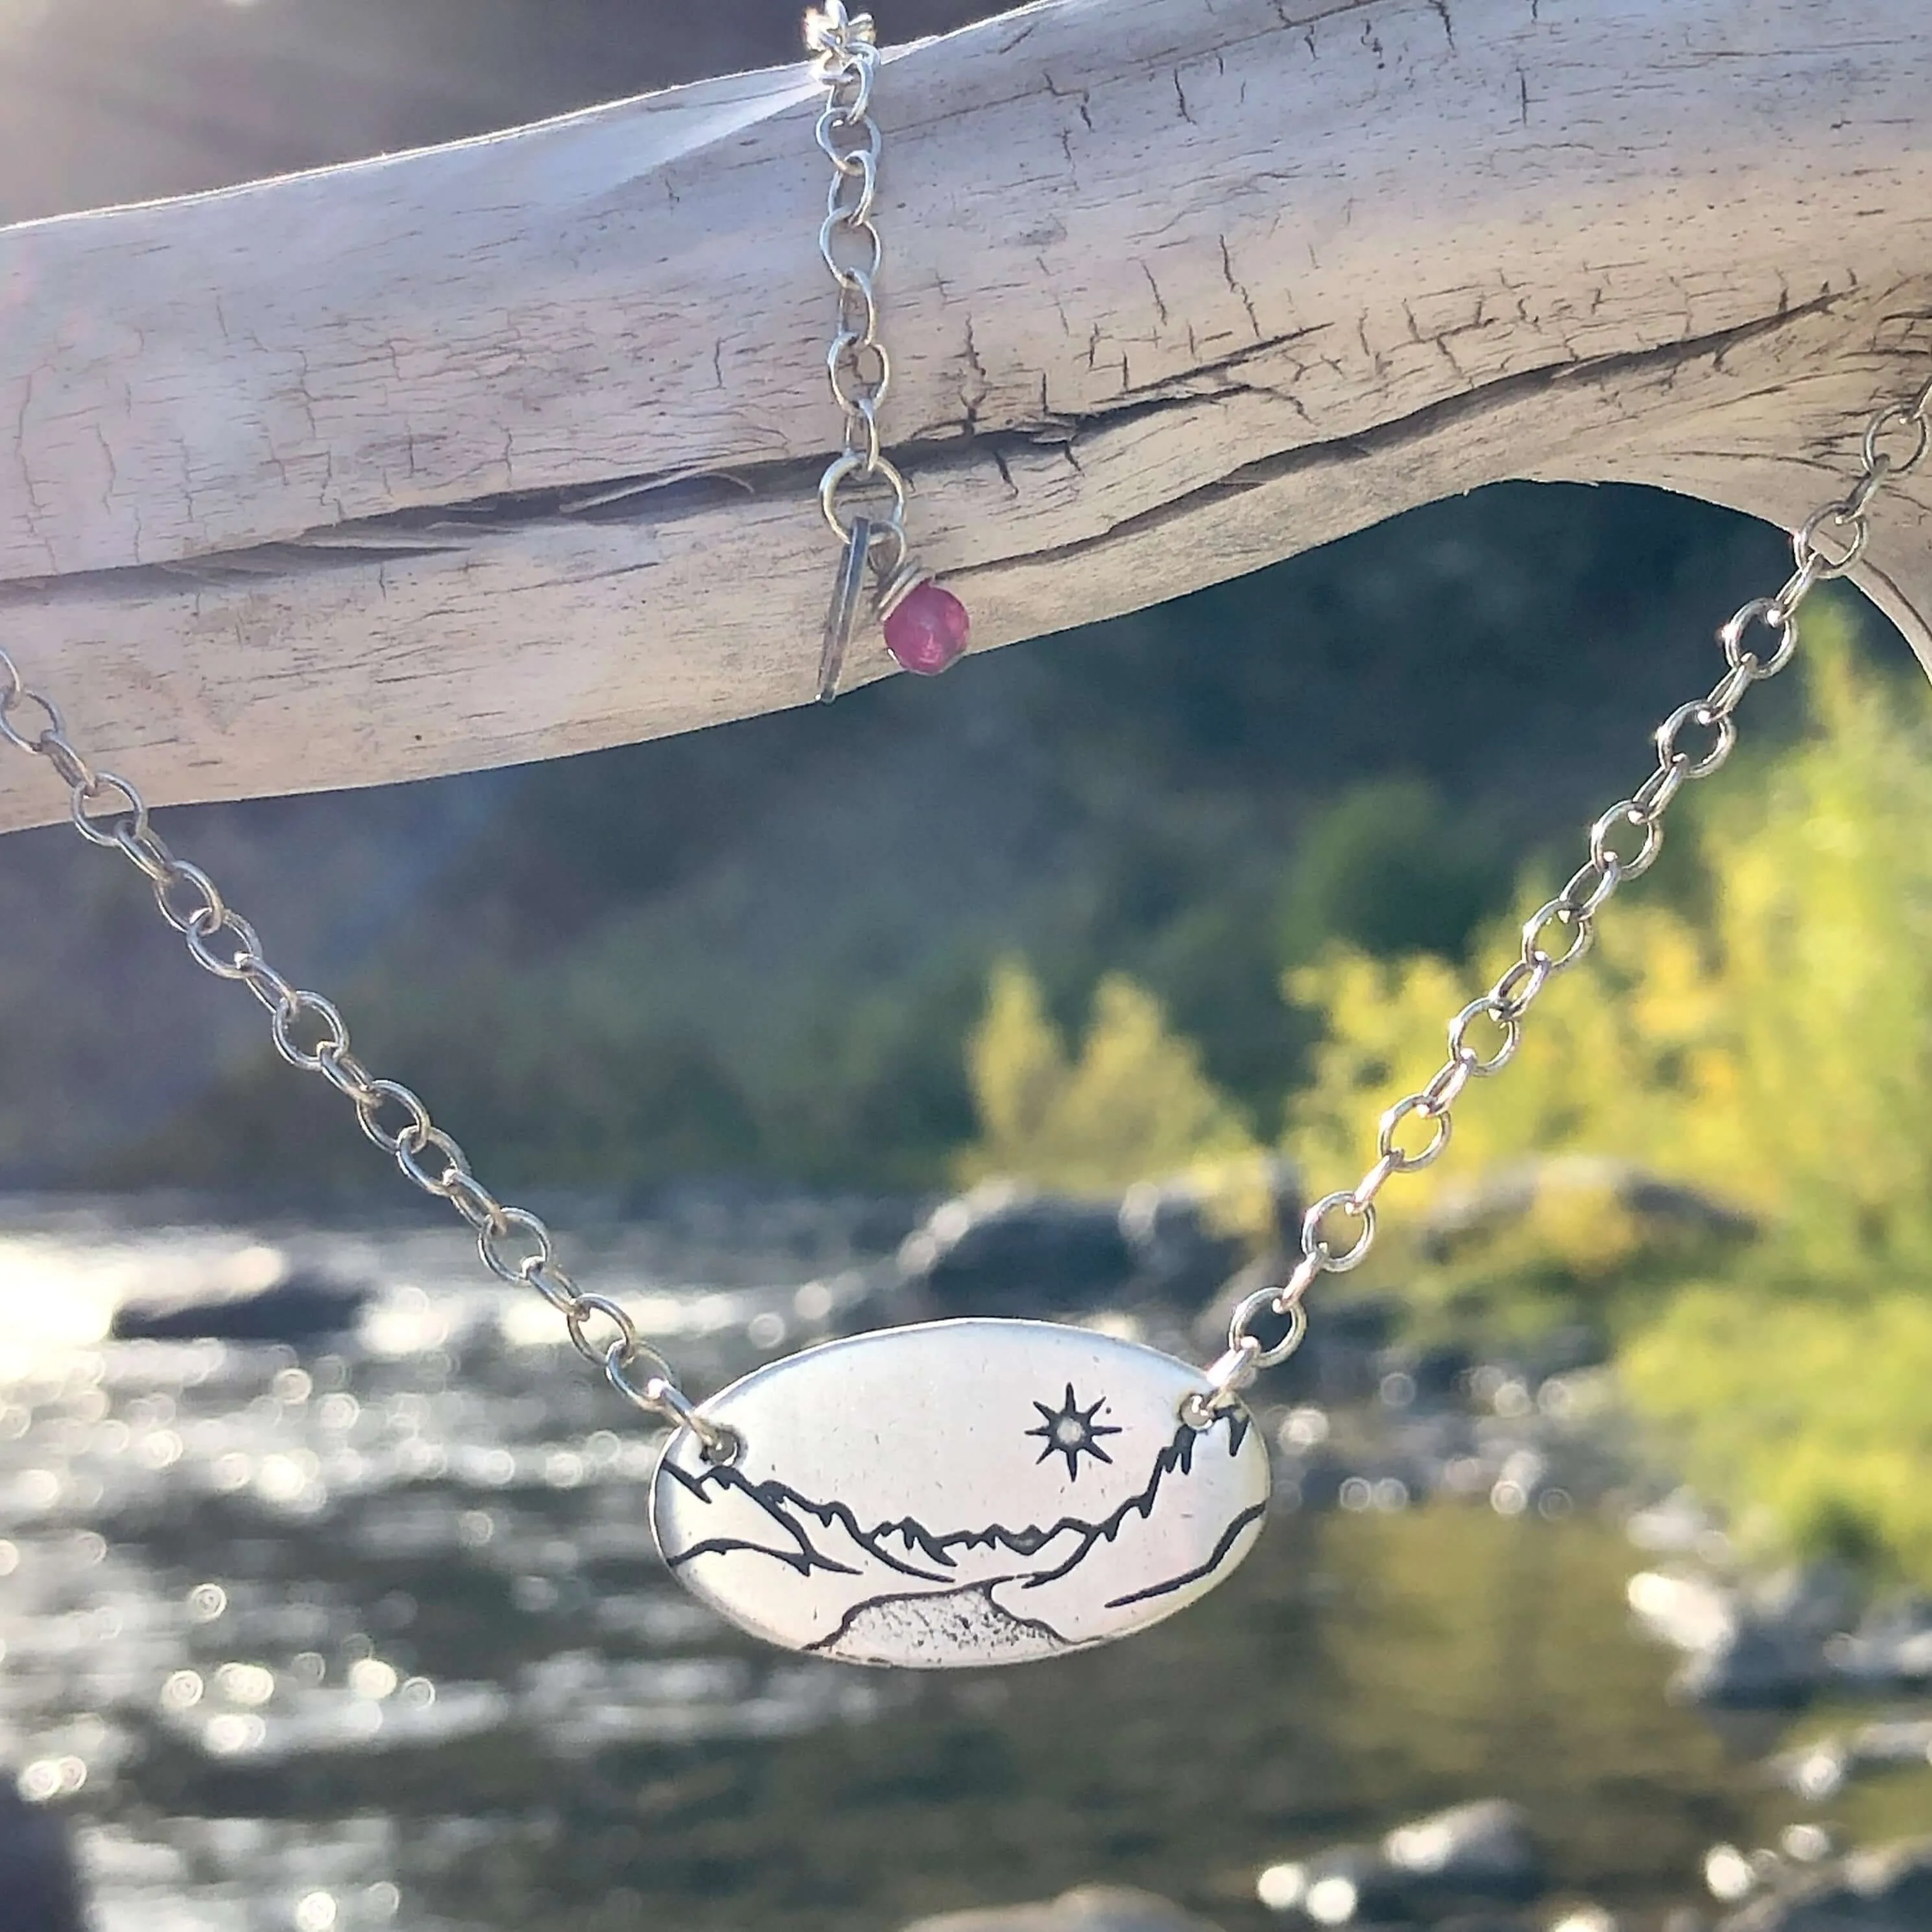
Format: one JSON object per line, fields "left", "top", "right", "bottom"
{"left": 1382, "top": 1799, "right": 1540, "bottom": 1897}
{"left": 112, "top": 1267, "right": 371, "bottom": 1344}
{"left": 900, "top": 1885, "right": 1222, "bottom": 1932}
{"left": 1258, "top": 1799, "right": 1541, "bottom": 1920}
{"left": 0, "top": 1782, "right": 86, "bottom": 1932}
{"left": 1669, "top": 1621, "right": 1822, "bottom": 1710}
{"left": 898, "top": 1178, "right": 1245, "bottom": 1316}
{"left": 1628, "top": 1564, "right": 1853, "bottom": 1710}
{"left": 1719, "top": 1836, "right": 1932, "bottom": 1930}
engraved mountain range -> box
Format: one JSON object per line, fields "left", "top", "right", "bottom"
{"left": 658, "top": 1411, "right": 1263, "bottom": 1664}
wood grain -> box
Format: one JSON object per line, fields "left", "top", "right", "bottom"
{"left": 1, "top": 0, "right": 1929, "bottom": 831}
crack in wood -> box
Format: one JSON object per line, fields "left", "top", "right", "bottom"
{"left": 0, "top": 286, "right": 1850, "bottom": 610}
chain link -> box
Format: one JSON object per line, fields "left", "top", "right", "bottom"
{"left": 4, "top": 230, "right": 1926, "bottom": 1458}
{"left": 1187, "top": 367, "right": 1932, "bottom": 1425}
{"left": 0, "top": 667, "right": 739, "bottom": 1464}
{"left": 805, "top": 8, "right": 908, "bottom": 569}
{"left": 805, "top": 0, "right": 944, "bottom": 698}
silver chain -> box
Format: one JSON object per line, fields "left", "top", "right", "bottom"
{"left": 3, "top": 77, "right": 1927, "bottom": 1450}
{"left": 805, "top": 1, "right": 933, "bottom": 698}
{"left": 1184, "top": 366, "right": 1932, "bottom": 1429}
{"left": 0, "top": 669, "right": 741, "bottom": 1464}
{"left": 0, "top": 7, "right": 923, "bottom": 1464}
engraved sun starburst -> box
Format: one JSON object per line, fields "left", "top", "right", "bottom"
{"left": 1026, "top": 1383, "right": 1123, "bottom": 1481}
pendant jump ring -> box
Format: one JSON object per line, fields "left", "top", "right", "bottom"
{"left": 607, "top": 1349, "right": 743, "bottom": 1463}
{"left": 866, "top": 523, "right": 911, "bottom": 586}
{"left": 820, "top": 449, "right": 908, "bottom": 542}
{"left": 1182, "top": 1344, "right": 1260, "bottom": 1431}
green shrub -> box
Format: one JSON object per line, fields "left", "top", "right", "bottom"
{"left": 1282, "top": 598, "right": 1932, "bottom": 1569}
{"left": 958, "top": 960, "right": 1260, "bottom": 1201}
{"left": 964, "top": 598, "right": 1932, "bottom": 1579}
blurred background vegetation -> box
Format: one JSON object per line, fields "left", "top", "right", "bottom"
{"left": 5, "top": 0, "right": 1932, "bottom": 1601}
{"left": 13, "top": 486, "right": 1932, "bottom": 1587}
{"left": 954, "top": 595, "right": 1932, "bottom": 1588}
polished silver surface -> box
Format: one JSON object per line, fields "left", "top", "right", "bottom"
{"left": 652, "top": 1319, "right": 1271, "bottom": 1668}
{"left": 817, "top": 516, "right": 872, "bottom": 702}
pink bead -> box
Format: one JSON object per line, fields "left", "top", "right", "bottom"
{"left": 882, "top": 582, "right": 970, "bottom": 676}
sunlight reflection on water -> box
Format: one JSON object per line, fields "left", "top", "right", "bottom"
{"left": 0, "top": 1196, "right": 886, "bottom": 1929}
{"left": 4, "top": 1195, "right": 1927, "bottom": 1932}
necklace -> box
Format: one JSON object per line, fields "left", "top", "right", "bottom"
{"left": 2, "top": 3, "right": 1930, "bottom": 1673}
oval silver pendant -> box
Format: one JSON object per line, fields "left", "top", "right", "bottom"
{"left": 650, "top": 1318, "right": 1270, "bottom": 1668}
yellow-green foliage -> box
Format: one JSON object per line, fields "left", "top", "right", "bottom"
{"left": 1286, "top": 903, "right": 1718, "bottom": 1248}
{"left": 1285, "top": 600, "right": 1932, "bottom": 1568}
{"left": 959, "top": 960, "right": 1259, "bottom": 1199}
{"left": 964, "top": 602, "right": 1932, "bottom": 1577}
{"left": 1623, "top": 1287, "right": 1932, "bottom": 1577}
{"left": 1289, "top": 604, "right": 1932, "bottom": 1259}
{"left": 1282, "top": 887, "right": 1760, "bottom": 1340}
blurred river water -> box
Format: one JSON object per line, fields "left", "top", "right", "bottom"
{"left": 1, "top": 1195, "right": 1929, "bottom": 1932}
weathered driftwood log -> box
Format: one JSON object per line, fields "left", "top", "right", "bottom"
{"left": 1, "top": 0, "right": 1929, "bottom": 833}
